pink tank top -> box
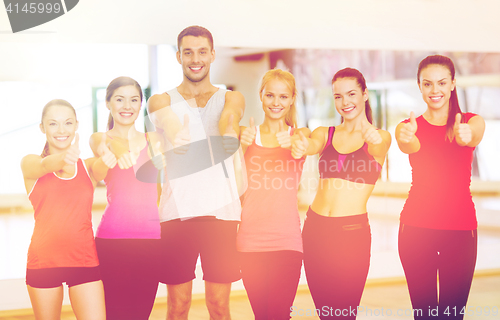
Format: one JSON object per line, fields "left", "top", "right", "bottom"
{"left": 237, "top": 127, "right": 304, "bottom": 252}
{"left": 96, "top": 141, "right": 161, "bottom": 239}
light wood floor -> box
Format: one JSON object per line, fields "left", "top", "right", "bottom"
{"left": 2, "top": 274, "right": 499, "bottom": 320}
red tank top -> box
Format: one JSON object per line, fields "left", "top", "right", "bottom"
{"left": 27, "top": 159, "right": 99, "bottom": 269}
{"left": 237, "top": 128, "right": 304, "bottom": 253}
{"left": 400, "top": 113, "right": 477, "bottom": 230}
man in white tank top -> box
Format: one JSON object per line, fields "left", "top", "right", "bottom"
{"left": 148, "top": 26, "right": 245, "bottom": 320}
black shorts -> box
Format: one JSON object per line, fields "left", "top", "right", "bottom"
{"left": 26, "top": 266, "right": 101, "bottom": 289}
{"left": 159, "top": 217, "right": 241, "bottom": 285}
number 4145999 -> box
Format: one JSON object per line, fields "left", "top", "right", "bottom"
{"left": 5, "top": 2, "right": 62, "bottom": 14}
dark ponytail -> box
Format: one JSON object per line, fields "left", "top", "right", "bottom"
{"left": 40, "top": 99, "right": 76, "bottom": 158}
{"left": 105, "top": 76, "right": 143, "bottom": 131}
{"left": 417, "top": 55, "right": 462, "bottom": 141}
{"left": 107, "top": 113, "right": 114, "bottom": 130}
{"left": 332, "top": 68, "right": 373, "bottom": 124}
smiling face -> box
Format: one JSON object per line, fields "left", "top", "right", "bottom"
{"left": 260, "top": 78, "right": 295, "bottom": 121}
{"left": 332, "top": 77, "right": 368, "bottom": 122}
{"left": 177, "top": 36, "right": 215, "bottom": 83}
{"left": 40, "top": 105, "right": 78, "bottom": 153}
{"left": 106, "top": 85, "right": 142, "bottom": 128}
{"left": 418, "top": 64, "right": 456, "bottom": 111}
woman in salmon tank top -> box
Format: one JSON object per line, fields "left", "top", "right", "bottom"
{"left": 292, "top": 68, "right": 391, "bottom": 319}
{"left": 236, "top": 68, "right": 310, "bottom": 319}
{"left": 21, "top": 99, "right": 114, "bottom": 320}
{"left": 89, "top": 76, "right": 164, "bottom": 320}
{"left": 396, "top": 55, "right": 485, "bottom": 320}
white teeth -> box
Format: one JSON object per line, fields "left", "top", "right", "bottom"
{"left": 55, "top": 137, "right": 68, "bottom": 141}
{"left": 430, "top": 96, "right": 442, "bottom": 102}
{"left": 120, "top": 113, "right": 133, "bottom": 116}
{"left": 270, "top": 108, "right": 282, "bottom": 113}
{"left": 343, "top": 106, "right": 355, "bottom": 112}
{"left": 190, "top": 67, "right": 202, "bottom": 71}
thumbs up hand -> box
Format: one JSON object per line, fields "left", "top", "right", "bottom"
{"left": 291, "top": 131, "right": 309, "bottom": 159}
{"left": 152, "top": 141, "right": 166, "bottom": 170}
{"left": 64, "top": 133, "right": 80, "bottom": 165}
{"left": 399, "top": 112, "right": 418, "bottom": 144}
{"left": 117, "top": 149, "right": 139, "bottom": 170}
{"left": 361, "top": 121, "right": 383, "bottom": 145}
{"left": 174, "top": 114, "right": 191, "bottom": 154}
{"left": 240, "top": 117, "right": 257, "bottom": 148}
{"left": 223, "top": 114, "right": 239, "bottom": 155}
{"left": 98, "top": 133, "right": 117, "bottom": 169}
{"left": 276, "top": 121, "right": 292, "bottom": 149}
{"left": 454, "top": 113, "right": 472, "bottom": 146}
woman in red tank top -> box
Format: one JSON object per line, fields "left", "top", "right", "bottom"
{"left": 237, "top": 68, "right": 310, "bottom": 319}
{"left": 21, "top": 99, "right": 115, "bottom": 320}
{"left": 396, "top": 55, "right": 485, "bottom": 319}
{"left": 292, "top": 68, "right": 391, "bottom": 319}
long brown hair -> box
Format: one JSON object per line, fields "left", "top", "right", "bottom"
{"left": 332, "top": 67, "right": 373, "bottom": 124}
{"left": 417, "top": 55, "right": 461, "bottom": 141}
{"left": 106, "top": 76, "right": 143, "bottom": 130}
{"left": 40, "top": 99, "right": 77, "bottom": 158}
{"left": 259, "top": 68, "right": 298, "bottom": 128}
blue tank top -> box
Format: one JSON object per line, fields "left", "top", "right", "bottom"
{"left": 318, "top": 126, "right": 381, "bottom": 185}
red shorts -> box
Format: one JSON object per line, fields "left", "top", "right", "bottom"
{"left": 159, "top": 217, "right": 241, "bottom": 285}
{"left": 26, "top": 266, "right": 101, "bottom": 288}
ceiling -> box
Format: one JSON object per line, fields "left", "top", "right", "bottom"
{"left": 0, "top": 0, "right": 499, "bottom": 53}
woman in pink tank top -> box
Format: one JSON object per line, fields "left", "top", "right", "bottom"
{"left": 89, "top": 77, "right": 164, "bottom": 320}
{"left": 292, "top": 68, "right": 391, "bottom": 319}
{"left": 237, "top": 68, "right": 310, "bottom": 319}
{"left": 21, "top": 99, "right": 113, "bottom": 320}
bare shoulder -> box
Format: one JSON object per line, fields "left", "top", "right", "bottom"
{"left": 89, "top": 132, "right": 104, "bottom": 146}
{"left": 295, "top": 127, "right": 311, "bottom": 136}
{"left": 222, "top": 90, "right": 245, "bottom": 121}
{"left": 84, "top": 157, "right": 97, "bottom": 169}
{"left": 468, "top": 114, "right": 485, "bottom": 124}
{"left": 312, "top": 126, "right": 328, "bottom": 136}
{"left": 225, "top": 90, "right": 244, "bottom": 101}
{"left": 146, "top": 131, "right": 163, "bottom": 143}
{"left": 378, "top": 129, "right": 392, "bottom": 140}
{"left": 147, "top": 92, "right": 171, "bottom": 113}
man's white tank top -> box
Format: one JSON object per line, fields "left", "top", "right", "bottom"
{"left": 158, "top": 88, "right": 241, "bottom": 222}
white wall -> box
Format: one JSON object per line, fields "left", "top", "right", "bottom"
{"left": 1, "top": 0, "right": 499, "bottom": 52}
{"left": 211, "top": 53, "right": 271, "bottom": 127}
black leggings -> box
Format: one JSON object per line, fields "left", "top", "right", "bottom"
{"left": 240, "top": 250, "right": 303, "bottom": 320}
{"left": 398, "top": 224, "right": 477, "bottom": 320}
{"left": 303, "top": 208, "right": 371, "bottom": 319}
{"left": 95, "top": 238, "right": 160, "bottom": 320}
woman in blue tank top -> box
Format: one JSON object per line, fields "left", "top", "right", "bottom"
{"left": 292, "top": 68, "right": 391, "bottom": 319}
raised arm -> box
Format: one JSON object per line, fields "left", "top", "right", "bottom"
{"left": 291, "top": 126, "right": 327, "bottom": 159}
{"left": 147, "top": 93, "right": 182, "bottom": 143}
{"left": 88, "top": 132, "right": 117, "bottom": 182}
{"left": 361, "top": 122, "right": 392, "bottom": 159}
{"left": 21, "top": 153, "right": 67, "bottom": 180}
{"left": 454, "top": 113, "right": 485, "bottom": 147}
{"left": 21, "top": 134, "right": 80, "bottom": 180}
{"left": 396, "top": 112, "right": 420, "bottom": 154}
{"left": 219, "top": 91, "right": 245, "bottom": 137}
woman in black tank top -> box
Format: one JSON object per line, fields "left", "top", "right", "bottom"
{"left": 292, "top": 68, "right": 391, "bottom": 319}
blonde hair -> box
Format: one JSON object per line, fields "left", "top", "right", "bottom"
{"left": 259, "top": 68, "right": 298, "bottom": 128}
